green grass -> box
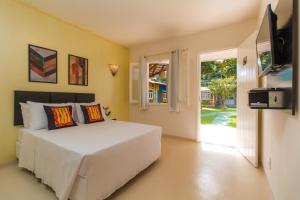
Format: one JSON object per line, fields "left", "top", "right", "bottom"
{"left": 201, "top": 107, "right": 237, "bottom": 128}
{"left": 228, "top": 113, "right": 237, "bottom": 128}
{"left": 201, "top": 107, "right": 236, "bottom": 112}
{"left": 201, "top": 112, "right": 217, "bottom": 124}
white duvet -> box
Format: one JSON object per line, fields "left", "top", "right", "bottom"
{"left": 18, "top": 120, "right": 161, "bottom": 200}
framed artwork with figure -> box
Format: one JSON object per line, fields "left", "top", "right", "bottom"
{"left": 68, "top": 54, "right": 88, "bottom": 86}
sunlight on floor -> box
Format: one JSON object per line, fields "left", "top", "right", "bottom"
{"left": 200, "top": 143, "right": 240, "bottom": 156}
{"left": 200, "top": 124, "right": 237, "bottom": 147}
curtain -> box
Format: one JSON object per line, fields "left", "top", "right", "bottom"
{"left": 138, "top": 56, "right": 149, "bottom": 110}
{"left": 178, "top": 49, "right": 189, "bottom": 104}
{"left": 168, "top": 50, "right": 180, "bottom": 112}
{"left": 168, "top": 49, "right": 189, "bottom": 112}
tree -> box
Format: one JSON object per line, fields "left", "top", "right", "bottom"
{"left": 201, "top": 58, "right": 237, "bottom": 86}
{"left": 208, "top": 77, "right": 237, "bottom": 108}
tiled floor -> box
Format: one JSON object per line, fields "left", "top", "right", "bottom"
{"left": 0, "top": 136, "right": 273, "bottom": 200}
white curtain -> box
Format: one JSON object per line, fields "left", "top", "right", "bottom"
{"left": 138, "top": 56, "right": 149, "bottom": 110}
{"left": 168, "top": 50, "right": 180, "bottom": 112}
{"left": 168, "top": 49, "right": 189, "bottom": 112}
{"left": 178, "top": 49, "right": 189, "bottom": 104}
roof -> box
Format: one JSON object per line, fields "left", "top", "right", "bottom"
{"left": 149, "top": 63, "right": 168, "bottom": 77}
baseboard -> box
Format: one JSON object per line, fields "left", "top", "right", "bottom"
{"left": 0, "top": 159, "right": 18, "bottom": 168}
{"left": 162, "top": 133, "right": 198, "bottom": 142}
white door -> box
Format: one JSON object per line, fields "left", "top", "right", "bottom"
{"left": 237, "top": 32, "right": 259, "bottom": 167}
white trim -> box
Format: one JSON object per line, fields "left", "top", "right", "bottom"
{"left": 196, "top": 54, "right": 202, "bottom": 142}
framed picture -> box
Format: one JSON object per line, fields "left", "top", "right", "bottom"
{"left": 28, "top": 44, "right": 57, "bottom": 83}
{"left": 68, "top": 54, "right": 88, "bottom": 86}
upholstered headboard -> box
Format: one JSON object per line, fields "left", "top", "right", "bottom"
{"left": 14, "top": 91, "right": 95, "bottom": 126}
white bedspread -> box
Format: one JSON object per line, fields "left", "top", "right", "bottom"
{"left": 18, "top": 120, "right": 161, "bottom": 200}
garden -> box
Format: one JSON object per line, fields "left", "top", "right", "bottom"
{"left": 201, "top": 58, "right": 237, "bottom": 128}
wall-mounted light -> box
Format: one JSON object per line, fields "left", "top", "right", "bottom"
{"left": 109, "top": 64, "right": 119, "bottom": 76}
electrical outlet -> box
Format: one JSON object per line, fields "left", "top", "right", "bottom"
{"left": 269, "top": 158, "right": 272, "bottom": 171}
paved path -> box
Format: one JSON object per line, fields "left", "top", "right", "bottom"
{"left": 211, "top": 111, "right": 235, "bottom": 126}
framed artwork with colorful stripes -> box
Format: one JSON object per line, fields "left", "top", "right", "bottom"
{"left": 28, "top": 44, "right": 57, "bottom": 84}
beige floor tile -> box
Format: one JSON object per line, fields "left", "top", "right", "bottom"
{"left": 0, "top": 136, "right": 273, "bottom": 200}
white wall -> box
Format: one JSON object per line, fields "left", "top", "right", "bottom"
{"left": 258, "top": 0, "right": 300, "bottom": 199}
{"left": 129, "top": 19, "right": 257, "bottom": 140}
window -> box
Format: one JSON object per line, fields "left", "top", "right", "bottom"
{"left": 149, "top": 90, "right": 154, "bottom": 102}
{"left": 148, "top": 61, "right": 168, "bottom": 104}
{"left": 201, "top": 91, "right": 213, "bottom": 100}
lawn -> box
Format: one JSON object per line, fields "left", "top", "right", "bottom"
{"left": 201, "top": 107, "right": 237, "bottom": 128}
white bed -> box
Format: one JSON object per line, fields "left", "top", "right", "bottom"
{"left": 17, "top": 120, "right": 161, "bottom": 200}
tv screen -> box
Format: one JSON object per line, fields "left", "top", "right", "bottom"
{"left": 256, "top": 4, "right": 279, "bottom": 76}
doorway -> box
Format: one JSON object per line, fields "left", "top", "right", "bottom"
{"left": 198, "top": 49, "right": 237, "bottom": 147}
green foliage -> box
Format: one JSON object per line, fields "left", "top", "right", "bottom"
{"left": 201, "top": 100, "right": 213, "bottom": 107}
{"left": 208, "top": 77, "right": 236, "bottom": 108}
{"left": 201, "top": 58, "right": 237, "bottom": 86}
{"left": 201, "top": 58, "right": 237, "bottom": 108}
{"left": 152, "top": 74, "right": 167, "bottom": 83}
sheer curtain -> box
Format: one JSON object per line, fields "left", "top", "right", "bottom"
{"left": 168, "top": 50, "right": 180, "bottom": 112}
{"left": 178, "top": 49, "right": 189, "bottom": 104}
{"left": 138, "top": 56, "right": 149, "bottom": 110}
{"left": 168, "top": 49, "right": 189, "bottom": 112}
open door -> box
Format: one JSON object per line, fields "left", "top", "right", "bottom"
{"left": 236, "top": 32, "right": 259, "bottom": 167}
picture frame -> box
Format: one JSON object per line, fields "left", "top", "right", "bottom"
{"left": 68, "top": 54, "right": 88, "bottom": 86}
{"left": 28, "top": 44, "right": 57, "bottom": 83}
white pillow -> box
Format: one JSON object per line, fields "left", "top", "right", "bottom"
{"left": 75, "top": 102, "right": 108, "bottom": 123}
{"left": 27, "top": 101, "right": 75, "bottom": 130}
{"left": 20, "top": 103, "right": 30, "bottom": 128}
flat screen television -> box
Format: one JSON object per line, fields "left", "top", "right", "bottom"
{"left": 256, "top": 4, "right": 280, "bottom": 77}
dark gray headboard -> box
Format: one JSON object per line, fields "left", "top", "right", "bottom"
{"left": 14, "top": 91, "right": 95, "bottom": 126}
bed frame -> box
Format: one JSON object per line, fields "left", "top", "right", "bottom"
{"left": 14, "top": 91, "right": 95, "bottom": 126}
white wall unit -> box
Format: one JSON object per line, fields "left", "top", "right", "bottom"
{"left": 237, "top": 32, "right": 259, "bottom": 167}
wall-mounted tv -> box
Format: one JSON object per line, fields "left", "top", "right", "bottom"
{"left": 254, "top": 0, "right": 296, "bottom": 115}
{"left": 256, "top": 4, "right": 280, "bottom": 77}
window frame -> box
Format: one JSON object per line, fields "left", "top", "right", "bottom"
{"left": 147, "top": 60, "right": 169, "bottom": 105}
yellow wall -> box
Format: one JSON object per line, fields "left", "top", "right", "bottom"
{"left": 0, "top": 0, "right": 129, "bottom": 165}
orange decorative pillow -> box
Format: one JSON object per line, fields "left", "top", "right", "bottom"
{"left": 80, "top": 104, "right": 104, "bottom": 124}
{"left": 44, "top": 106, "right": 77, "bottom": 130}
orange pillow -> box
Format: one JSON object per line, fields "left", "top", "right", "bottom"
{"left": 44, "top": 106, "right": 77, "bottom": 130}
{"left": 80, "top": 104, "right": 104, "bottom": 124}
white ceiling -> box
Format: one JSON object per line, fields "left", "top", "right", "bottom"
{"left": 21, "top": 0, "right": 261, "bottom": 47}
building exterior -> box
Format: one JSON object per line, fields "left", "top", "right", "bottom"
{"left": 149, "top": 80, "right": 167, "bottom": 103}
{"left": 201, "top": 87, "right": 236, "bottom": 107}
{"left": 200, "top": 87, "right": 214, "bottom": 107}
{"left": 148, "top": 63, "right": 168, "bottom": 104}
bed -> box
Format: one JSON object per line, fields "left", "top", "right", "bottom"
{"left": 14, "top": 91, "right": 162, "bottom": 200}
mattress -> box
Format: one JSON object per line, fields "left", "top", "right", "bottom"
{"left": 18, "top": 120, "right": 161, "bottom": 200}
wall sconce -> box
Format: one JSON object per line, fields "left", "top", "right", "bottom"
{"left": 109, "top": 64, "right": 119, "bottom": 76}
